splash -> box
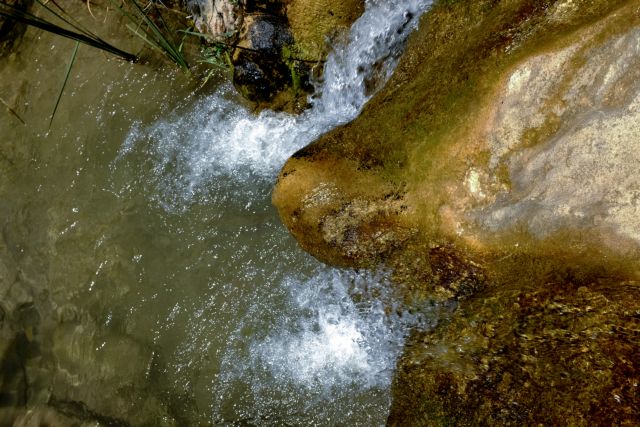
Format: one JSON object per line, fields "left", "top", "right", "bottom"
{"left": 120, "top": 0, "right": 432, "bottom": 208}
{"left": 117, "top": 0, "right": 435, "bottom": 424}
{"left": 207, "top": 268, "right": 431, "bottom": 425}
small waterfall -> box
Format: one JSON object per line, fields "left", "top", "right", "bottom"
{"left": 116, "top": 0, "right": 433, "bottom": 424}
{"left": 121, "top": 0, "right": 432, "bottom": 208}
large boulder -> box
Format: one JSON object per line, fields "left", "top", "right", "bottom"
{"left": 273, "top": 0, "right": 640, "bottom": 289}
{"left": 273, "top": 0, "right": 640, "bottom": 422}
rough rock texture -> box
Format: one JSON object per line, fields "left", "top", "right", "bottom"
{"left": 274, "top": 0, "right": 640, "bottom": 286}
{"left": 191, "top": 0, "right": 244, "bottom": 42}
{"left": 477, "top": 26, "right": 640, "bottom": 247}
{"left": 285, "top": 0, "right": 365, "bottom": 61}
{"left": 389, "top": 280, "right": 640, "bottom": 426}
{"left": 273, "top": 0, "right": 640, "bottom": 423}
{"left": 193, "top": 0, "right": 364, "bottom": 103}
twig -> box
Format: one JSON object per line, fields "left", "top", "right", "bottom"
{"left": 86, "top": 0, "right": 96, "bottom": 20}
{"left": 0, "top": 95, "right": 26, "bottom": 125}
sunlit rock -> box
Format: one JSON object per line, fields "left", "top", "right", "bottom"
{"left": 286, "top": 0, "right": 365, "bottom": 61}
{"left": 274, "top": 0, "right": 640, "bottom": 289}
{"left": 190, "top": 0, "right": 244, "bottom": 42}
{"left": 273, "top": 0, "right": 640, "bottom": 423}
{"left": 476, "top": 26, "right": 640, "bottom": 250}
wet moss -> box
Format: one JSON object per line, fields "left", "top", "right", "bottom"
{"left": 285, "top": 0, "right": 365, "bottom": 61}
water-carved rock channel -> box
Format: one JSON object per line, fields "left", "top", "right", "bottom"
{"left": 2, "top": 0, "right": 640, "bottom": 425}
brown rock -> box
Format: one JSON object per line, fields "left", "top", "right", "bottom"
{"left": 273, "top": 0, "right": 640, "bottom": 423}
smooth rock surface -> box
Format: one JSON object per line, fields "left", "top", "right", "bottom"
{"left": 273, "top": 0, "right": 640, "bottom": 423}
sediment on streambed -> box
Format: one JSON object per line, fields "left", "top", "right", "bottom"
{"left": 273, "top": 0, "right": 640, "bottom": 424}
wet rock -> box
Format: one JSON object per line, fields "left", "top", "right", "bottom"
{"left": 12, "top": 405, "right": 82, "bottom": 427}
{"left": 274, "top": 0, "right": 640, "bottom": 290}
{"left": 285, "top": 0, "right": 365, "bottom": 61}
{"left": 191, "top": 0, "right": 365, "bottom": 104}
{"left": 273, "top": 0, "right": 640, "bottom": 423}
{"left": 389, "top": 281, "right": 640, "bottom": 426}
{"left": 0, "top": 333, "right": 29, "bottom": 425}
{"left": 232, "top": 13, "right": 293, "bottom": 102}
{"left": 274, "top": 153, "right": 415, "bottom": 267}
{"left": 50, "top": 317, "right": 166, "bottom": 425}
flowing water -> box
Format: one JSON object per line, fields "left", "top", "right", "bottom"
{"left": 0, "top": 0, "right": 432, "bottom": 425}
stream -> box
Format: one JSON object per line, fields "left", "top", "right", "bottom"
{"left": 0, "top": 0, "right": 432, "bottom": 425}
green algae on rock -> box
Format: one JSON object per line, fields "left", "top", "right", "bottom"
{"left": 285, "top": 0, "right": 365, "bottom": 61}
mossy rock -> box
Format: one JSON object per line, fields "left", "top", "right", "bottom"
{"left": 284, "top": 0, "right": 365, "bottom": 61}
{"left": 274, "top": 0, "right": 640, "bottom": 286}
{"left": 273, "top": 0, "right": 640, "bottom": 423}
{"left": 389, "top": 280, "right": 640, "bottom": 425}
{"left": 230, "top": 0, "right": 364, "bottom": 106}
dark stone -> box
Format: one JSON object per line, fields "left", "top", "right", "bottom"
{"left": 0, "top": 335, "right": 28, "bottom": 412}
{"left": 232, "top": 14, "right": 294, "bottom": 102}
{"left": 233, "top": 51, "right": 292, "bottom": 101}
{"left": 247, "top": 15, "right": 293, "bottom": 53}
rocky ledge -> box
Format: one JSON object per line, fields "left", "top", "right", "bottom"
{"left": 193, "top": 0, "right": 364, "bottom": 107}
{"left": 273, "top": 0, "right": 640, "bottom": 424}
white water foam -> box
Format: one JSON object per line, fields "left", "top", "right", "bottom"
{"left": 120, "top": 0, "right": 432, "bottom": 207}
{"left": 118, "top": 0, "right": 435, "bottom": 423}
{"left": 252, "top": 269, "right": 404, "bottom": 391}
{"left": 207, "top": 267, "right": 433, "bottom": 425}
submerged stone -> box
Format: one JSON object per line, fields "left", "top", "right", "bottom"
{"left": 0, "top": 0, "right": 32, "bottom": 55}
{"left": 389, "top": 281, "right": 640, "bottom": 425}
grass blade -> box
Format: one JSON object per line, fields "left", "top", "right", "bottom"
{"left": 126, "top": 0, "right": 188, "bottom": 69}
{"left": 0, "top": 96, "right": 26, "bottom": 125}
{"left": 0, "top": 1, "right": 138, "bottom": 61}
{"left": 126, "top": 22, "right": 162, "bottom": 53}
{"left": 35, "top": 0, "right": 98, "bottom": 40}
{"left": 49, "top": 41, "right": 79, "bottom": 129}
